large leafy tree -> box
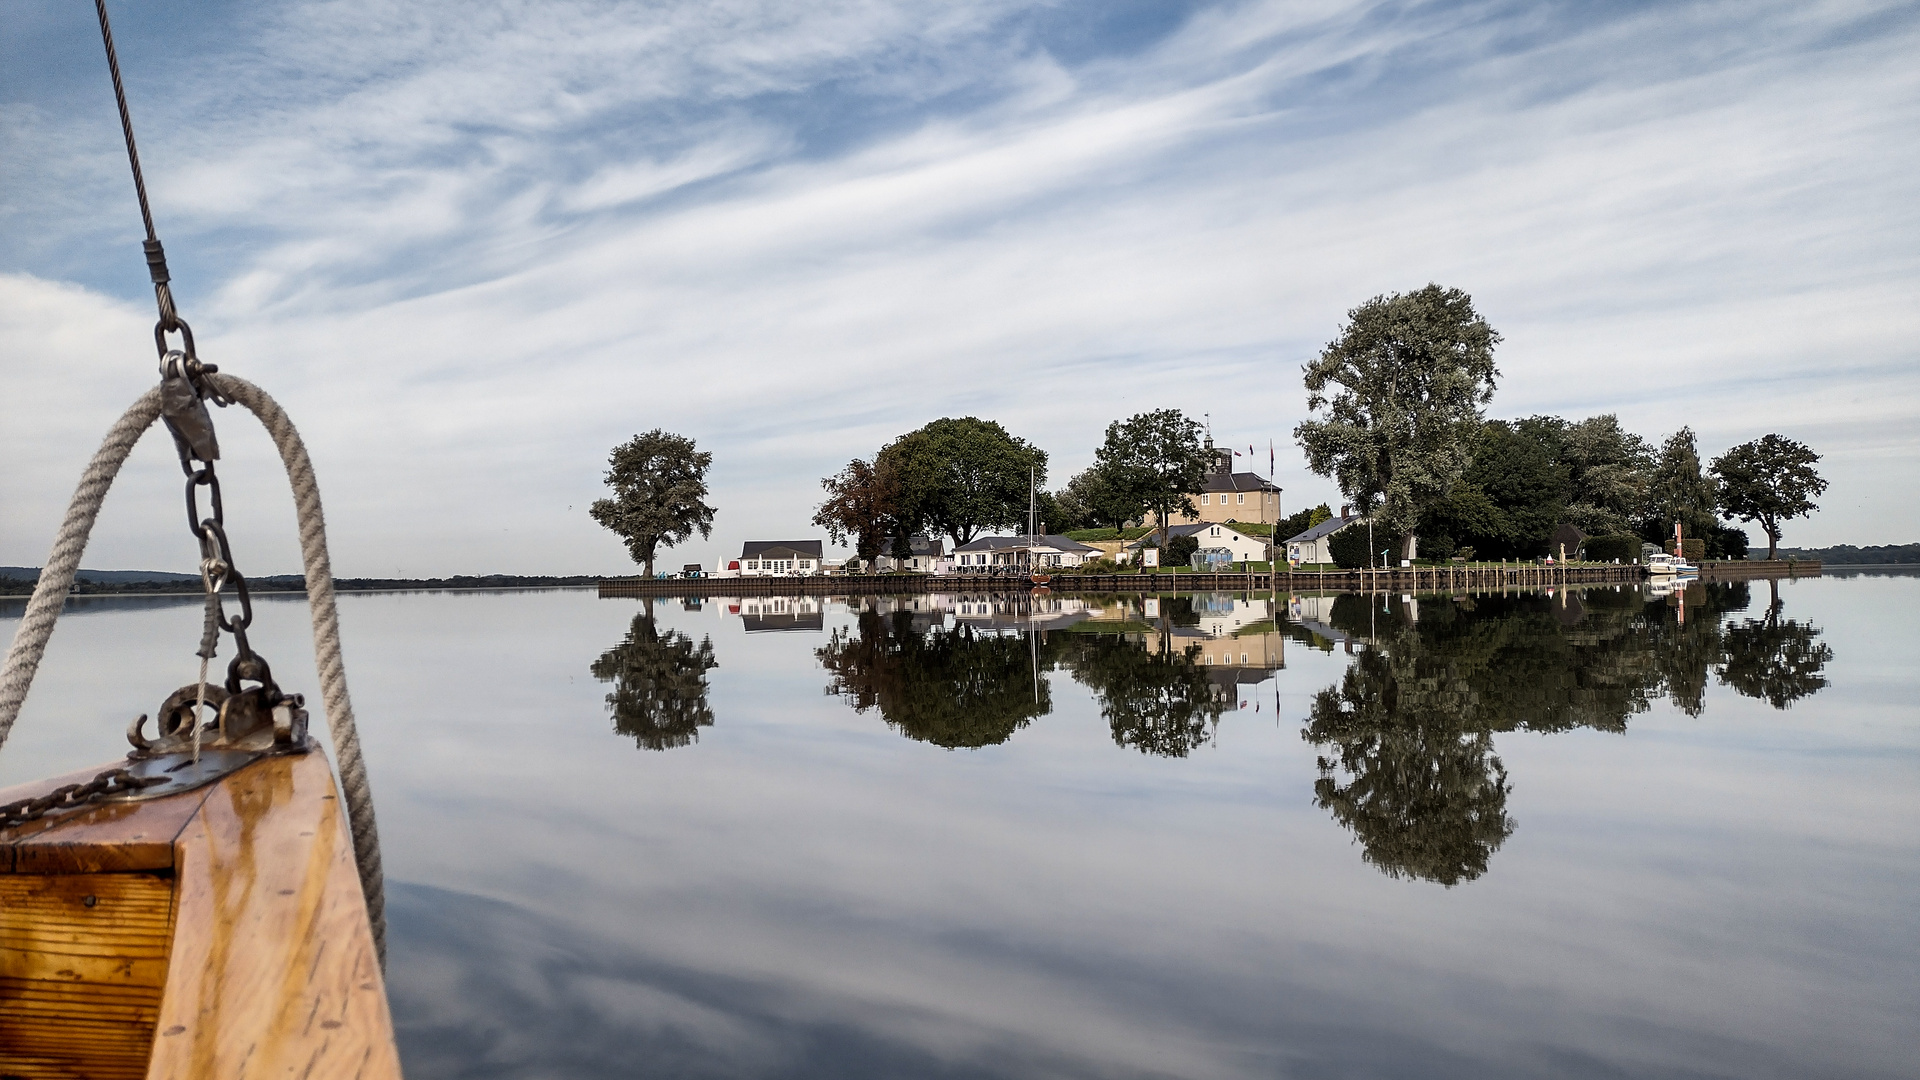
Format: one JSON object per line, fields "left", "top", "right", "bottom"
{"left": 1295, "top": 285, "right": 1500, "bottom": 562}
{"left": 1091, "top": 409, "right": 1210, "bottom": 545}
{"left": 1562, "top": 414, "right": 1653, "bottom": 536}
{"left": 591, "top": 608, "right": 719, "bottom": 750}
{"left": 813, "top": 457, "right": 902, "bottom": 572}
{"left": 1059, "top": 463, "right": 1141, "bottom": 531}
{"left": 1642, "top": 427, "right": 1718, "bottom": 553}
{"left": 1419, "top": 417, "right": 1568, "bottom": 559}
{"left": 1710, "top": 434, "right": 1827, "bottom": 560}
{"left": 878, "top": 418, "right": 1047, "bottom": 547}
{"left": 590, "top": 430, "right": 716, "bottom": 579}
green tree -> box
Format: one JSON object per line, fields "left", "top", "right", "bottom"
{"left": 818, "top": 610, "right": 1050, "bottom": 748}
{"left": 1327, "top": 520, "right": 1377, "bottom": 569}
{"left": 1164, "top": 534, "right": 1200, "bottom": 567}
{"left": 1643, "top": 428, "right": 1719, "bottom": 554}
{"left": 1420, "top": 418, "right": 1568, "bottom": 559}
{"left": 1710, "top": 435, "right": 1828, "bottom": 560}
{"left": 1295, "top": 285, "right": 1501, "bottom": 562}
{"left": 813, "top": 457, "right": 901, "bottom": 572}
{"left": 591, "top": 607, "right": 719, "bottom": 750}
{"left": 878, "top": 418, "right": 1047, "bottom": 547}
{"left": 1092, "top": 409, "right": 1210, "bottom": 545}
{"left": 1060, "top": 463, "right": 1142, "bottom": 531}
{"left": 590, "top": 430, "right": 716, "bottom": 579}
{"left": 1563, "top": 414, "right": 1652, "bottom": 536}
{"left": 1276, "top": 503, "right": 1334, "bottom": 542}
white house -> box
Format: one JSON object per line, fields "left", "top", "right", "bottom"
{"left": 877, "top": 534, "right": 946, "bottom": 573}
{"left": 737, "top": 540, "right": 824, "bottom": 576}
{"left": 1127, "top": 522, "right": 1270, "bottom": 564}
{"left": 1282, "top": 514, "right": 1361, "bottom": 565}
{"left": 952, "top": 534, "right": 1100, "bottom": 569}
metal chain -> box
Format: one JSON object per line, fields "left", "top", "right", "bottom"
{"left": 0, "top": 767, "right": 168, "bottom": 829}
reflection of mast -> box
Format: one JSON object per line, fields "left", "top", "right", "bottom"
{"left": 1029, "top": 601, "right": 1039, "bottom": 704}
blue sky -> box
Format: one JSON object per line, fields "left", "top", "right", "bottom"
{"left": 3, "top": 0, "right": 1915, "bottom": 575}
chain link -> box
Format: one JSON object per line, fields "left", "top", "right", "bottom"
{"left": 0, "top": 767, "right": 169, "bottom": 829}
{"left": 160, "top": 352, "right": 278, "bottom": 702}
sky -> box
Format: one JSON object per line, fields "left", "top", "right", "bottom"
{"left": 2, "top": 0, "right": 1915, "bottom": 577}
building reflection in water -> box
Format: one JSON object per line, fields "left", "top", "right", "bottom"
{"left": 1290, "top": 581, "right": 1833, "bottom": 886}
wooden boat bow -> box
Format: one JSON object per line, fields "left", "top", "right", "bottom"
{"left": 0, "top": 749, "right": 401, "bottom": 1078}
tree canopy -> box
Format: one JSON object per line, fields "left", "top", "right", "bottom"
{"left": 1710, "top": 434, "right": 1827, "bottom": 560}
{"left": 1091, "top": 409, "right": 1210, "bottom": 544}
{"left": 1643, "top": 427, "right": 1719, "bottom": 553}
{"left": 877, "top": 418, "right": 1047, "bottom": 547}
{"left": 813, "top": 457, "right": 902, "bottom": 571}
{"left": 589, "top": 430, "right": 716, "bottom": 579}
{"left": 1058, "top": 463, "right": 1142, "bottom": 532}
{"left": 1295, "top": 285, "right": 1500, "bottom": 561}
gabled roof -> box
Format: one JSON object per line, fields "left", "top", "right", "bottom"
{"left": 1284, "top": 515, "right": 1360, "bottom": 544}
{"left": 1201, "top": 471, "right": 1281, "bottom": 493}
{"left": 954, "top": 534, "right": 1098, "bottom": 554}
{"left": 741, "top": 540, "right": 824, "bottom": 559}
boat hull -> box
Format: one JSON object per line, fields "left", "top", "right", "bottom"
{"left": 0, "top": 750, "right": 400, "bottom": 1078}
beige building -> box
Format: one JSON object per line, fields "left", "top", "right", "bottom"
{"left": 1150, "top": 445, "right": 1282, "bottom": 528}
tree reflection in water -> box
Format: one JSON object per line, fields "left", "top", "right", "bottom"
{"left": 818, "top": 610, "right": 1051, "bottom": 748}
{"left": 591, "top": 605, "right": 719, "bottom": 750}
{"left": 1298, "top": 582, "right": 1832, "bottom": 885}
{"left": 1058, "top": 628, "right": 1225, "bottom": 759}
{"left": 1716, "top": 582, "right": 1833, "bottom": 709}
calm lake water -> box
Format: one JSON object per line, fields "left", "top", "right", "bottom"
{"left": 3, "top": 573, "right": 1916, "bottom": 1079}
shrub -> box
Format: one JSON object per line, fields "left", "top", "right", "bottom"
{"left": 1583, "top": 534, "right": 1640, "bottom": 564}
{"left": 1677, "top": 538, "right": 1706, "bottom": 561}
{"left": 1164, "top": 535, "right": 1200, "bottom": 566}
{"left": 1327, "top": 523, "right": 1373, "bottom": 569}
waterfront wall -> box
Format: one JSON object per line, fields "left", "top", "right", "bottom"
{"left": 600, "top": 561, "right": 1675, "bottom": 598}
{"left": 1697, "top": 560, "right": 1822, "bottom": 580}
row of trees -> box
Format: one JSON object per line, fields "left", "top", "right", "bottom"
{"left": 813, "top": 410, "right": 1225, "bottom": 566}
{"left": 1295, "top": 285, "right": 1829, "bottom": 561}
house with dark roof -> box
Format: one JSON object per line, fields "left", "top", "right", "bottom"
{"left": 1282, "top": 513, "right": 1361, "bottom": 565}
{"left": 1126, "top": 522, "right": 1270, "bottom": 564}
{"left": 877, "top": 534, "right": 947, "bottom": 573}
{"left": 737, "top": 540, "right": 824, "bottom": 576}
{"left": 1149, "top": 444, "right": 1283, "bottom": 528}
{"left": 953, "top": 534, "right": 1099, "bottom": 570}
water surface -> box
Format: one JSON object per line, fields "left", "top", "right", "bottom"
{"left": 3, "top": 575, "right": 1914, "bottom": 1079}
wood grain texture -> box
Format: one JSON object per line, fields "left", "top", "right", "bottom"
{"left": 145, "top": 751, "right": 401, "bottom": 1079}
{"left": 1, "top": 775, "right": 213, "bottom": 875}
{"left": 0, "top": 871, "right": 174, "bottom": 1080}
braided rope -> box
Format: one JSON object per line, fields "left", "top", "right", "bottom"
{"left": 0, "top": 377, "right": 386, "bottom": 963}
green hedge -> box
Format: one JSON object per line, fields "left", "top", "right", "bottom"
{"left": 1583, "top": 534, "right": 1640, "bottom": 563}
{"left": 1327, "top": 524, "right": 1373, "bottom": 569}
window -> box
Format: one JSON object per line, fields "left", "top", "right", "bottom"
{"left": 1201, "top": 494, "right": 1210, "bottom": 505}
{"left": 747, "top": 560, "right": 758, "bottom": 570}
{"left": 1237, "top": 493, "right": 1245, "bottom": 505}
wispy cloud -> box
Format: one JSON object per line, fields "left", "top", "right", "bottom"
{"left": 3, "top": 0, "right": 1915, "bottom": 574}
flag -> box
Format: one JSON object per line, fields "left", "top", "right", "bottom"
{"left": 1268, "top": 441, "right": 1274, "bottom": 476}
